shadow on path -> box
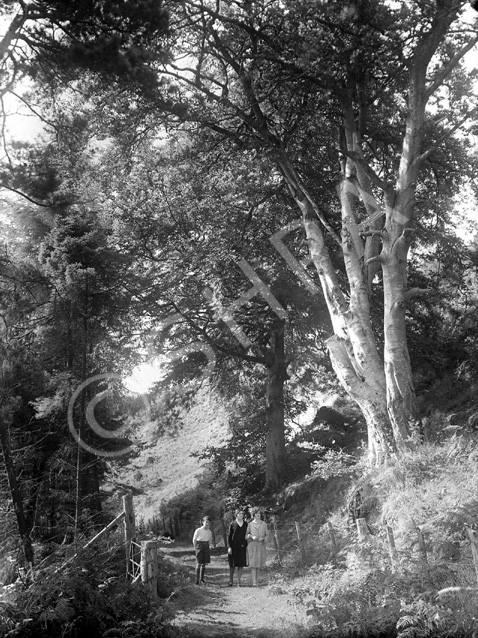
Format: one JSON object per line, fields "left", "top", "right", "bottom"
{"left": 160, "top": 542, "right": 309, "bottom": 638}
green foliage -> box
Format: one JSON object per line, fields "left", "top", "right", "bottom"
{"left": 1, "top": 0, "right": 169, "bottom": 99}
{"left": 3, "top": 2, "right": 478, "bottom": 637}
{"left": 192, "top": 403, "right": 268, "bottom": 502}
{"left": 0, "top": 544, "right": 177, "bottom": 638}
{"left": 159, "top": 468, "right": 226, "bottom": 524}
{"left": 371, "top": 437, "right": 478, "bottom": 547}
{"left": 263, "top": 432, "right": 478, "bottom": 638}
{"left": 277, "top": 561, "right": 402, "bottom": 637}
{"left": 309, "top": 449, "right": 361, "bottom": 481}
{"left": 396, "top": 598, "right": 478, "bottom": 638}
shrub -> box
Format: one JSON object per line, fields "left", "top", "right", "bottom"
{"left": 0, "top": 545, "right": 177, "bottom": 638}
{"left": 397, "top": 597, "right": 478, "bottom": 638}
{"left": 280, "top": 561, "right": 402, "bottom": 637}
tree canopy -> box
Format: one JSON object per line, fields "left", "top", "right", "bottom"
{"left": 1, "top": 0, "right": 478, "bottom": 560}
{"left": 145, "top": 0, "right": 478, "bottom": 463}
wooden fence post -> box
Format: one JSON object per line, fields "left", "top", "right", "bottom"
{"left": 466, "top": 528, "right": 478, "bottom": 584}
{"left": 416, "top": 527, "right": 428, "bottom": 562}
{"left": 123, "top": 494, "right": 135, "bottom": 576}
{"left": 356, "top": 517, "right": 370, "bottom": 541}
{"left": 386, "top": 525, "right": 398, "bottom": 569}
{"left": 271, "top": 516, "right": 282, "bottom": 564}
{"left": 327, "top": 522, "right": 337, "bottom": 564}
{"left": 141, "top": 540, "right": 158, "bottom": 598}
{"left": 415, "top": 524, "right": 430, "bottom": 585}
{"left": 295, "top": 521, "right": 307, "bottom": 564}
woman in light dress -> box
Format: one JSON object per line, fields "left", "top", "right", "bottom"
{"left": 246, "top": 506, "right": 268, "bottom": 586}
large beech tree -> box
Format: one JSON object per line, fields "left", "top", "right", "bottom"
{"left": 152, "top": 0, "right": 478, "bottom": 464}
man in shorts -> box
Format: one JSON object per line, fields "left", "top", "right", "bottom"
{"left": 192, "top": 516, "right": 213, "bottom": 584}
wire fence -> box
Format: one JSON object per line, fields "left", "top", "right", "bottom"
{"left": 4, "top": 495, "right": 477, "bottom": 603}
{"left": 149, "top": 510, "right": 478, "bottom": 600}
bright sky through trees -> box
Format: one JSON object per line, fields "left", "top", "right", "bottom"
{"left": 124, "top": 361, "right": 165, "bottom": 394}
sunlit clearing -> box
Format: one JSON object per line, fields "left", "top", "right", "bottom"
{"left": 124, "top": 361, "right": 164, "bottom": 394}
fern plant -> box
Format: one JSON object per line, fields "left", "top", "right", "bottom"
{"left": 0, "top": 542, "right": 177, "bottom": 638}
{"left": 397, "top": 598, "right": 477, "bottom": 638}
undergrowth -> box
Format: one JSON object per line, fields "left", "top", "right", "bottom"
{"left": 0, "top": 540, "right": 183, "bottom": 638}
{"left": 271, "top": 435, "right": 478, "bottom": 638}
{"left": 5, "top": 435, "right": 478, "bottom": 638}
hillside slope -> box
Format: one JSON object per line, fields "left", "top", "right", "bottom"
{"left": 109, "top": 387, "right": 230, "bottom": 522}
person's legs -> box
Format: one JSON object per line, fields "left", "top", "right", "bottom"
{"left": 200, "top": 564, "right": 206, "bottom": 583}
{"left": 251, "top": 567, "right": 257, "bottom": 586}
{"left": 237, "top": 566, "right": 243, "bottom": 585}
{"left": 229, "top": 566, "right": 234, "bottom": 585}
{"left": 195, "top": 564, "right": 201, "bottom": 584}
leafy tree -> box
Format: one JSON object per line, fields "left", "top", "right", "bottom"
{"left": 0, "top": 117, "right": 147, "bottom": 555}
{"left": 0, "top": 0, "right": 170, "bottom": 212}
{"left": 44, "top": 0, "right": 477, "bottom": 467}
{"left": 147, "top": 0, "right": 478, "bottom": 464}
{"left": 82, "top": 127, "right": 332, "bottom": 487}
{"left": 0, "top": 0, "right": 169, "bottom": 94}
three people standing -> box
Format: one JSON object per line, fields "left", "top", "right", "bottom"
{"left": 195, "top": 507, "right": 268, "bottom": 587}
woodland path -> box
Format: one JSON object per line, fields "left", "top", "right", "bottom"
{"left": 160, "top": 542, "right": 311, "bottom": 638}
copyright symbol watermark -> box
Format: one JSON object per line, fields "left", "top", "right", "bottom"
{"left": 67, "top": 373, "right": 150, "bottom": 458}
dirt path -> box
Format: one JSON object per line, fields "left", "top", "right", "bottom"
{"left": 161, "top": 543, "right": 310, "bottom": 638}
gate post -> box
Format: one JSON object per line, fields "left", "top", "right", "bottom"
{"left": 466, "top": 527, "right": 478, "bottom": 584}
{"left": 123, "top": 494, "right": 135, "bottom": 576}
{"left": 141, "top": 540, "right": 158, "bottom": 598}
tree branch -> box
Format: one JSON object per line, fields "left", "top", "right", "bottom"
{"left": 0, "top": 10, "right": 28, "bottom": 62}
{"left": 425, "top": 35, "right": 478, "bottom": 102}
{"left": 0, "top": 184, "right": 51, "bottom": 208}
{"left": 345, "top": 150, "right": 391, "bottom": 193}
{"left": 360, "top": 230, "right": 386, "bottom": 238}
{"left": 403, "top": 287, "right": 435, "bottom": 301}
{"left": 179, "top": 307, "right": 267, "bottom": 365}
{"left": 365, "top": 254, "right": 384, "bottom": 266}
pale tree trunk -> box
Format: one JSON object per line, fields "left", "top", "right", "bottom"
{"left": 277, "top": 152, "right": 395, "bottom": 465}
{"left": 277, "top": 125, "right": 420, "bottom": 459}
{"left": 173, "top": 0, "right": 478, "bottom": 464}
{"left": 379, "top": 4, "right": 475, "bottom": 444}
{"left": 272, "top": 3, "right": 476, "bottom": 462}
{"left": 264, "top": 321, "right": 289, "bottom": 487}
{"left": 381, "top": 228, "right": 421, "bottom": 447}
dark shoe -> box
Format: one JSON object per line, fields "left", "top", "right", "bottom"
{"left": 195, "top": 581, "right": 199, "bottom": 585}
{"left": 228, "top": 582, "right": 233, "bottom": 587}
{"left": 200, "top": 580, "right": 206, "bottom": 584}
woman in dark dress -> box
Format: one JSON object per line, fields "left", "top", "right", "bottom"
{"left": 227, "top": 509, "right": 248, "bottom": 586}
